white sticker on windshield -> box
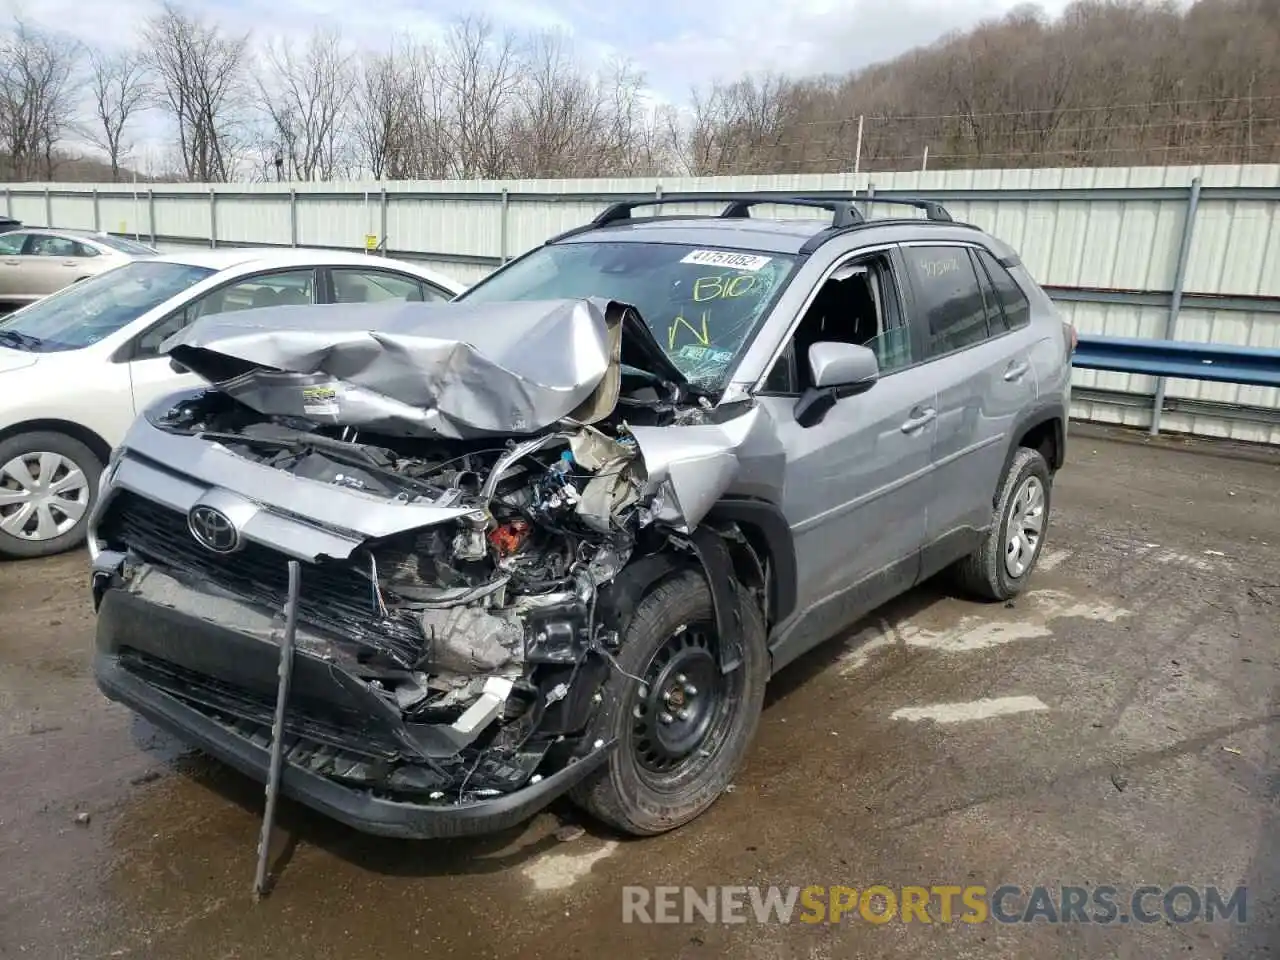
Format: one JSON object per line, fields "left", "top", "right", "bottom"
{"left": 680, "top": 249, "right": 773, "bottom": 271}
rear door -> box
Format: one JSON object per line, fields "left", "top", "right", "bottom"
{"left": 0, "top": 231, "right": 28, "bottom": 299}
{"left": 898, "top": 242, "right": 1040, "bottom": 573}
{"left": 22, "top": 233, "right": 93, "bottom": 296}
{"left": 324, "top": 266, "right": 455, "bottom": 304}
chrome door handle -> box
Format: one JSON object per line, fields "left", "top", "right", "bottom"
{"left": 901, "top": 408, "right": 937, "bottom": 433}
{"left": 1004, "top": 361, "right": 1030, "bottom": 382}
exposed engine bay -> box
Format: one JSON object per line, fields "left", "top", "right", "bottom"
{"left": 90, "top": 297, "right": 777, "bottom": 813}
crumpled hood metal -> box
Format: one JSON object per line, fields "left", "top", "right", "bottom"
{"left": 164, "top": 298, "right": 632, "bottom": 440}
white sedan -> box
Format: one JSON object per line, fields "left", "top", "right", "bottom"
{"left": 0, "top": 247, "right": 465, "bottom": 558}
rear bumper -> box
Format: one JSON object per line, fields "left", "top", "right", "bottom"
{"left": 93, "top": 585, "right": 611, "bottom": 840}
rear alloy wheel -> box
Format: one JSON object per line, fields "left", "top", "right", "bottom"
{"left": 0, "top": 431, "right": 102, "bottom": 560}
{"left": 571, "top": 569, "right": 768, "bottom": 836}
{"left": 954, "top": 445, "right": 1052, "bottom": 602}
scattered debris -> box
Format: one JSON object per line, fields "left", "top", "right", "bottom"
{"left": 128, "top": 770, "right": 162, "bottom": 786}
{"left": 1223, "top": 746, "right": 1242, "bottom": 756}
{"left": 554, "top": 824, "right": 586, "bottom": 843}
{"left": 74, "top": 812, "right": 91, "bottom": 825}
{"left": 1110, "top": 772, "right": 1128, "bottom": 792}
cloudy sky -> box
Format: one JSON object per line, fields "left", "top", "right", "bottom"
{"left": 22, "top": 0, "right": 1072, "bottom": 163}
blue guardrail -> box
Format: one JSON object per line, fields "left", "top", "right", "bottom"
{"left": 1072, "top": 335, "right": 1280, "bottom": 389}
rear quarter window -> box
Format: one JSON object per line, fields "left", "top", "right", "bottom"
{"left": 976, "top": 249, "right": 1032, "bottom": 330}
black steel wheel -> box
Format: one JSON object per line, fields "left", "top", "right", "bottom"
{"left": 570, "top": 569, "right": 768, "bottom": 836}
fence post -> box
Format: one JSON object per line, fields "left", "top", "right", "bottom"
{"left": 92, "top": 188, "right": 101, "bottom": 232}
{"left": 289, "top": 188, "right": 298, "bottom": 247}
{"left": 1150, "top": 175, "right": 1203, "bottom": 436}
{"left": 44, "top": 187, "right": 52, "bottom": 227}
{"left": 209, "top": 189, "right": 218, "bottom": 249}
{"left": 148, "top": 189, "right": 156, "bottom": 246}
{"left": 499, "top": 188, "right": 509, "bottom": 264}
{"left": 379, "top": 186, "right": 388, "bottom": 256}
{"left": 4, "top": 188, "right": 11, "bottom": 219}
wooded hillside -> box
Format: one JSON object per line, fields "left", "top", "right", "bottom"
{"left": 3, "top": 0, "right": 1278, "bottom": 182}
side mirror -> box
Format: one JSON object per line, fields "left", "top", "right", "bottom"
{"left": 809, "top": 341, "right": 879, "bottom": 390}
{"left": 794, "top": 342, "right": 879, "bottom": 428}
{"left": 169, "top": 356, "right": 188, "bottom": 374}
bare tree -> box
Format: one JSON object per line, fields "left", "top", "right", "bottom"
{"left": 355, "top": 48, "right": 406, "bottom": 179}
{"left": 256, "top": 28, "right": 355, "bottom": 181}
{"left": 438, "top": 16, "right": 522, "bottom": 178}
{"left": 0, "top": 19, "right": 82, "bottom": 180}
{"left": 84, "top": 48, "right": 149, "bottom": 181}
{"left": 144, "top": 2, "right": 250, "bottom": 182}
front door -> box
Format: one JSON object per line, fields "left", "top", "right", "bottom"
{"left": 760, "top": 249, "right": 936, "bottom": 666}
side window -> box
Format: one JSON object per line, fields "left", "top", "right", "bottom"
{"left": 28, "top": 235, "right": 80, "bottom": 258}
{"left": 902, "top": 245, "right": 990, "bottom": 358}
{"left": 331, "top": 268, "right": 443, "bottom": 304}
{"left": 0, "top": 232, "right": 25, "bottom": 256}
{"left": 73, "top": 242, "right": 101, "bottom": 258}
{"left": 969, "top": 249, "right": 1008, "bottom": 336}
{"left": 135, "top": 269, "right": 316, "bottom": 357}
{"left": 763, "top": 252, "right": 911, "bottom": 394}
{"left": 976, "top": 249, "right": 1031, "bottom": 330}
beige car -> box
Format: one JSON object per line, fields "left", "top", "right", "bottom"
{"left": 0, "top": 229, "right": 157, "bottom": 305}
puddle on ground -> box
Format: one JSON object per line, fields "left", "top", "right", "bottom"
{"left": 838, "top": 588, "right": 1131, "bottom": 674}
{"left": 521, "top": 840, "right": 619, "bottom": 893}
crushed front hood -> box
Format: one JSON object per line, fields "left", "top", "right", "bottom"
{"left": 164, "top": 298, "right": 685, "bottom": 441}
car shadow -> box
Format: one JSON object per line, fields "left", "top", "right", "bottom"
{"left": 764, "top": 573, "right": 956, "bottom": 709}
{"left": 126, "top": 715, "right": 616, "bottom": 883}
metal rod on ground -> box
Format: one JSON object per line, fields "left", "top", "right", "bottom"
{"left": 253, "top": 560, "right": 301, "bottom": 900}
{"left": 1150, "top": 175, "right": 1202, "bottom": 436}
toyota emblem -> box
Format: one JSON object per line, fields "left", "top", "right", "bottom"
{"left": 188, "top": 505, "right": 241, "bottom": 554}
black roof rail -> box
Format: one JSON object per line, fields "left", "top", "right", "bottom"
{"left": 543, "top": 191, "right": 960, "bottom": 249}
{"left": 799, "top": 194, "right": 953, "bottom": 222}
{"left": 591, "top": 193, "right": 865, "bottom": 228}
{"left": 797, "top": 216, "right": 973, "bottom": 255}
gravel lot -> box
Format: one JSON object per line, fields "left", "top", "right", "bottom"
{"left": 2, "top": 423, "right": 1278, "bottom": 960}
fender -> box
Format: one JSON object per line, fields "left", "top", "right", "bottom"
{"left": 704, "top": 497, "right": 797, "bottom": 625}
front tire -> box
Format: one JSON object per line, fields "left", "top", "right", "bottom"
{"left": 0, "top": 431, "right": 102, "bottom": 560}
{"left": 570, "top": 569, "right": 768, "bottom": 836}
{"left": 954, "top": 446, "right": 1052, "bottom": 601}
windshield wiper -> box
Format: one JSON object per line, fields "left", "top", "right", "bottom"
{"left": 0, "top": 329, "right": 43, "bottom": 350}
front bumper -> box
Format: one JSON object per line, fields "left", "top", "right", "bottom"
{"left": 93, "top": 586, "right": 612, "bottom": 840}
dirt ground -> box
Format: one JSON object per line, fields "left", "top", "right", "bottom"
{"left": 1, "top": 423, "right": 1278, "bottom": 960}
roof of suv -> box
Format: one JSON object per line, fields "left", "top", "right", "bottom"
{"left": 550, "top": 193, "right": 1017, "bottom": 260}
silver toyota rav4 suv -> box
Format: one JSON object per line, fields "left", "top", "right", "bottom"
{"left": 89, "top": 194, "right": 1073, "bottom": 839}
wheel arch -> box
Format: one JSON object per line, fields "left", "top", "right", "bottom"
{"left": 703, "top": 497, "right": 798, "bottom": 627}
{"left": 0, "top": 418, "right": 113, "bottom": 466}
{"left": 995, "top": 403, "right": 1065, "bottom": 507}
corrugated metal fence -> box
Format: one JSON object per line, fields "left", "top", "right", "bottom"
{"left": 5, "top": 164, "right": 1279, "bottom": 444}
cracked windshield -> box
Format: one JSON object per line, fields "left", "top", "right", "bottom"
{"left": 458, "top": 241, "right": 797, "bottom": 387}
